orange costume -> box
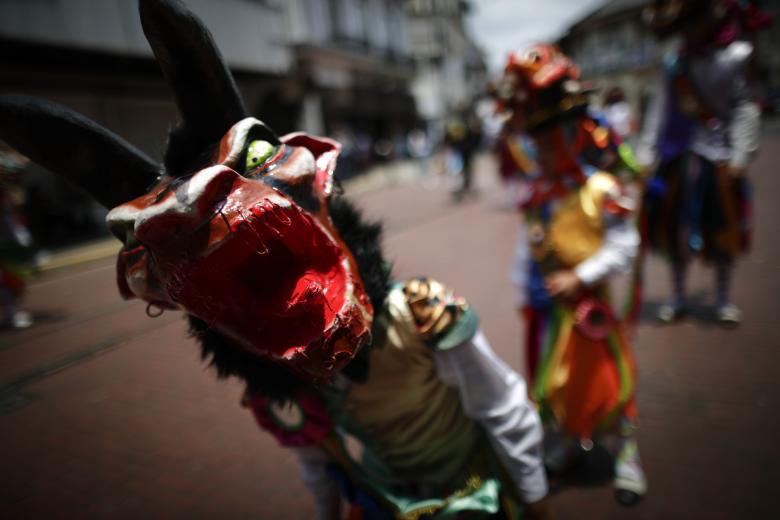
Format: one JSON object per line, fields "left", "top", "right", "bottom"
{"left": 501, "top": 44, "right": 646, "bottom": 505}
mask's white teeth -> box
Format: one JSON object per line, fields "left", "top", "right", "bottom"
{"left": 242, "top": 206, "right": 275, "bottom": 253}
{"left": 267, "top": 194, "right": 291, "bottom": 207}
{"left": 250, "top": 203, "right": 266, "bottom": 219}
{"left": 268, "top": 203, "right": 293, "bottom": 226}
{"left": 254, "top": 200, "right": 297, "bottom": 238}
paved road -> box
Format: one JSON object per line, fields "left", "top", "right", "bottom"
{"left": 1, "top": 138, "right": 779, "bottom": 518}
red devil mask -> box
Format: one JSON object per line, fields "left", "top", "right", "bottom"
{"left": 106, "top": 118, "right": 373, "bottom": 382}
{"left": 499, "top": 44, "right": 587, "bottom": 132}
{"left": 505, "top": 44, "right": 580, "bottom": 91}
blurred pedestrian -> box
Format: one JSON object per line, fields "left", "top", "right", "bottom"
{"left": 331, "top": 121, "right": 356, "bottom": 180}
{"left": 637, "top": 0, "right": 772, "bottom": 325}
{"left": 0, "top": 143, "right": 35, "bottom": 329}
{"left": 444, "top": 112, "right": 482, "bottom": 201}
{"left": 502, "top": 44, "right": 646, "bottom": 506}
{"left": 406, "top": 127, "right": 432, "bottom": 181}
{"left": 602, "top": 86, "right": 635, "bottom": 140}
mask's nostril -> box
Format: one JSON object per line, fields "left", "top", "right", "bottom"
{"left": 108, "top": 223, "right": 123, "bottom": 242}
{"left": 108, "top": 220, "right": 135, "bottom": 245}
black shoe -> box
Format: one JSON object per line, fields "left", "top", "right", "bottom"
{"left": 614, "top": 488, "right": 642, "bottom": 507}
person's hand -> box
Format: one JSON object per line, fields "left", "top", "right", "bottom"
{"left": 545, "top": 270, "right": 582, "bottom": 300}
{"left": 524, "top": 496, "right": 553, "bottom": 520}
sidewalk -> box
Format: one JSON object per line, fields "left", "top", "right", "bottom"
{"left": 38, "top": 239, "right": 121, "bottom": 273}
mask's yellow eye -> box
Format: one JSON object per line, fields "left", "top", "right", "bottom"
{"left": 246, "top": 140, "right": 275, "bottom": 171}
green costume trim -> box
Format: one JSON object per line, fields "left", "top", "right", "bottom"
{"left": 617, "top": 142, "right": 641, "bottom": 176}
{"left": 399, "top": 277, "right": 479, "bottom": 351}
{"left": 320, "top": 432, "right": 511, "bottom": 519}
{"left": 596, "top": 331, "right": 634, "bottom": 433}
{"left": 368, "top": 473, "right": 501, "bottom": 519}
{"left": 433, "top": 307, "right": 479, "bottom": 351}
{"left": 532, "top": 305, "right": 563, "bottom": 402}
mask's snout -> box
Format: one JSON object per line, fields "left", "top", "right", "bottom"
{"left": 128, "top": 166, "right": 239, "bottom": 252}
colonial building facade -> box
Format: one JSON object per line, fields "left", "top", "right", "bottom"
{"left": 557, "top": 0, "right": 660, "bottom": 128}
{"left": 558, "top": 0, "right": 780, "bottom": 125}
{"left": 0, "top": 0, "right": 444, "bottom": 246}
{"left": 404, "top": 0, "right": 487, "bottom": 135}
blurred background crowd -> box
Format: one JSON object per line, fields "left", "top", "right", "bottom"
{"left": 1, "top": 0, "right": 779, "bottom": 250}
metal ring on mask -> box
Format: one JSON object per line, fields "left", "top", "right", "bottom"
{"left": 146, "top": 303, "right": 165, "bottom": 318}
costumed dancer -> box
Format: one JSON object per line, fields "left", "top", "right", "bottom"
{"left": 497, "top": 46, "right": 646, "bottom": 380}
{"left": 0, "top": 1, "right": 550, "bottom": 518}
{"left": 443, "top": 112, "right": 482, "bottom": 201}
{"left": 638, "top": 0, "right": 771, "bottom": 325}
{"left": 500, "top": 44, "right": 646, "bottom": 506}
{"left": 0, "top": 143, "right": 35, "bottom": 329}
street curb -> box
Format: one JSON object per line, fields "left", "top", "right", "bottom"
{"left": 38, "top": 238, "right": 121, "bottom": 272}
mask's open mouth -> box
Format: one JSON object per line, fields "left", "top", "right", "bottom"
{"left": 169, "top": 197, "right": 350, "bottom": 360}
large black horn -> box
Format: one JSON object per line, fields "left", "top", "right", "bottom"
{"left": 140, "top": 0, "right": 247, "bottom": 157}
{"left": 0, "top": 95, "right": 161, "bottom": 209}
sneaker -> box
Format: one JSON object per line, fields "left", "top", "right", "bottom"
{"left": 656, "top": 303, "right": 685, "bottom": 324}
{"left": 11, "top": 311, "right": 33, "bottom": 329}
{"left": 613, "top": 439, "right": 646, "bottom": 507}
{"left": 716, "top": 303, "right": 741, "bottom": 327}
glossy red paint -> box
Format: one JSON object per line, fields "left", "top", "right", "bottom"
{"left": 107, "top": 119, "right": 373, "bottom": 382}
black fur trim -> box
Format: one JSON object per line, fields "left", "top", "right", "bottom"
{"left": 327, "top": 196, "right": 390, "bottom": 316}
{"left": 188, "top": 313, "right": 302, "bottom": 403}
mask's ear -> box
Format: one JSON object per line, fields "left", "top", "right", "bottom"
{"left": 140, "top": 0, "right": 247, "bottom": 159}
{"left": 0, "top": 95, "right": 161, "bottom": 209}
